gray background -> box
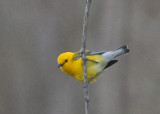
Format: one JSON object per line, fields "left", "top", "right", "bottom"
{"left": 0, "top": 0, "right": 160, "bottom": 114}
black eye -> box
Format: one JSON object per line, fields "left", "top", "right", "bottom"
{"left": 65, "top": 59, "right": 68, "bottom": 62}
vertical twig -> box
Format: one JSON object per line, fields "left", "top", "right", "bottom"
{"left": 80, "top": 0, "right": 92, "bottom": 114}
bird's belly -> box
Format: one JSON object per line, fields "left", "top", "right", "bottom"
{"left": 74, "top": 62, "right": 106, "bottom": 82}
{"left": 68, "top": 56, "right": 107, "bottom": 82}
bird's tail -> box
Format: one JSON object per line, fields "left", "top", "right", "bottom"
{"left": 102, "top": 45, "right": 130, "bottom": 62}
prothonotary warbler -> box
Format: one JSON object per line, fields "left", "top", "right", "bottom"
{"left": 57, "top": 45, "right": 129, "bottom": 83}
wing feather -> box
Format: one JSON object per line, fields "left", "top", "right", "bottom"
{"left": 88, "top": 51, "right": 106, "bottom": 55}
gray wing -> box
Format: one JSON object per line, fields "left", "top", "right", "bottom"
{"left": 73, "top": 51, "right": 106, "bottom": 60}
{"left": 88, "top": 51, "right": 106, "bottom": 55}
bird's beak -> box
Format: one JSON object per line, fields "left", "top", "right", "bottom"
{"left": 57, "top": 63, "right": 64, "bottom": 68}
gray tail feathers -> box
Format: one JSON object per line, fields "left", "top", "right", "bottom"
{"left": 102, "top": 45, "right": 130, "bottom": 62}
{"left": 117, "top": 45, "right": 130, "bottom": 54}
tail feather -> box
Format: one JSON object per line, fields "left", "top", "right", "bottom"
{"left": 104, "top": 60, "right": 118, "bottom": 69}
{"left": 102, "top": 45, "right": 130, "bottom": 62}
{"left": 117, "top": 45, "right": 130, "bottom": 54}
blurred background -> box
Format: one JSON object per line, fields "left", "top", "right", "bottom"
{"left": 0, "top": 0, "right": 160, "bottom": 114}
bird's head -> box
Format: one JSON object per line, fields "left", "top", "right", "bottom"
{"left": 57, "top": 52, "right": 74, "bottom": 69}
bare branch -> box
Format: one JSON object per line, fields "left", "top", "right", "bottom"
{"left": 80, "top": 0, "right": 92, "bottom": 114}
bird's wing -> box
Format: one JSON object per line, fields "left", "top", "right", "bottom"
{"left": 85, "top": 58, "right": 99, "bottom": 63}
{"left": 73, "top": 50, "right": 106, "bottom": 61}
{"left": 88, "top": 51, "right": 106, "bottom": 55}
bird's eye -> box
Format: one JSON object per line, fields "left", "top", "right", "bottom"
{"left": 65, "top": 59, "right": 68, "bottom": 62}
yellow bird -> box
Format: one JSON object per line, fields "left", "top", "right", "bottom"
{"left": 57, "top": 45, "right": 129, "bottom": 83}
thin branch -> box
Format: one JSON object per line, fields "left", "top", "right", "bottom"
{"left": 80, "top": 0, "right": 92, "bottom": 114}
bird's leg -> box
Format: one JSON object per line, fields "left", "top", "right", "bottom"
{"left": 80, "top": 47, "right": 85, "bottom": 55}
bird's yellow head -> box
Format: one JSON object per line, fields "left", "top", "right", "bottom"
{"left": 57, "top": 52, "right": 74, "bottom": 68}
{"left": 57, "top": 52, "right": 76, "bottom": 76}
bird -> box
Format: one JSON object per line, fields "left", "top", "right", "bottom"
{"left": 57, "top": 45, "right": 129, "bottom": 83}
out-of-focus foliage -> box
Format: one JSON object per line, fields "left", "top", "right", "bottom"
{"left": 0, "top": 0, "right": 160, "bottom": 114}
